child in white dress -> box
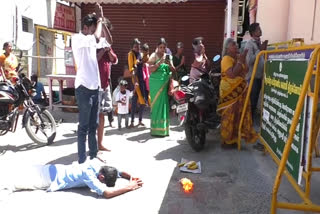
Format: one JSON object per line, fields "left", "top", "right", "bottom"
{"left": 116, "top": 80, "right": 130, "bottom": 129}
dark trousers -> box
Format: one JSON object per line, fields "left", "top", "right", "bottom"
{"left": 250, "top": 78, "right": 262, "bottom": 116}
{"left": 138, "top": 77, "right": 149, "bottom": 103}
{"left": 75, "top": 85, "right": 99, "bottom": 164}
{"left": 131, "top": 93, "right": 145, "bottom": 123}
{"left": 107, "top": 111, "right": 113, "bottom": 123}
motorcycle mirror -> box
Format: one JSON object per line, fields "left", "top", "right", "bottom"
{"left": 181, "top": 75, "right": 189, "bottom": 81}
{"left": 213, "top": 55, "right": 221, "bottom": 62}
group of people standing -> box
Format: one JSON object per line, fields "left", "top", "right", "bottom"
{"left": 218, "top": 22, "right": 267, "bottom": 149}
{"left": 0, "top": 6, "right": 268, "bottom": 199}
{"left": 0, "top": 12, "right": 267, "bottom": 163}
{"left": 72, "top": 7, "right": 188, "bottom": 164}
{"left": 72, "top": 11, "right": 268, "bottom": 166}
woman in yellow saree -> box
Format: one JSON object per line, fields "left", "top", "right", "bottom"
{"left": 0, "top": 42, "right": 18, "bottom": 83}
{"left": 217, "top": 38, "right": 257, "bottom": 145}
{"left": 148, "top": 38, "right": 175, "bottom": 136}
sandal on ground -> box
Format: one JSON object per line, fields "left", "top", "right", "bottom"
{"left": 138, "top": 122, "right": 145, "bottom": 126}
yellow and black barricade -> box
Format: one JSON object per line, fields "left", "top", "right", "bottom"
{"left": 238, "top": 44, "right": 320, "bottom": 213}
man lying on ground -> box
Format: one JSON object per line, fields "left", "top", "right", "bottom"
{"left": 0, "top": 158, "right": 143, "bottom": 200}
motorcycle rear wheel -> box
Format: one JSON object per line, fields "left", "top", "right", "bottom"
{"left": 185, "top": 111, "right": 206, "bottom": 152}
{"left": 25, "top": 109, "right": 56, "bottom": 145}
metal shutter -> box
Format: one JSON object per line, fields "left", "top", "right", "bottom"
{"left": 81, "top": 0, "right": 225, "bottom": 88}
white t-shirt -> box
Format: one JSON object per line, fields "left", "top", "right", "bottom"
{"left": 72, "top": 32, "right": 101, "bottom": 90}
{"left": 96, "top": 37, "right": 111, "bottom": 49}
{"left": 116, "top": 89, "right": 130, "bottom": 114}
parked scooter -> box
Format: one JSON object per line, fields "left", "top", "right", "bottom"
{"left": 171, "top": 55, "right": 221, "bottom": 151}
{"left": 0, "top": 51, "right": 56, "bottom": 145}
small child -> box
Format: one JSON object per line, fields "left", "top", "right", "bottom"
{"left": 116, "top": 80, "right": 130, "bottom": 129}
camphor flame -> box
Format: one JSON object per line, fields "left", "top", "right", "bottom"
{"left": 180, "top": 178, "right": 194, "bottom": 193}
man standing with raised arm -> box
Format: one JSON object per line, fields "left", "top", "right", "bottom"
{"left": 72, "top": 4, "right": 113, "bottom": 163}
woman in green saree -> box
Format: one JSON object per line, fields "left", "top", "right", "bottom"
{"left": 148, "top": 38, "right": 175, "bottom": 136}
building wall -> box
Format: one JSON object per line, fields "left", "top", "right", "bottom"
{"left": 287, "top": 0, "right": 320, "bottom": 44}
{"left": 224, "top": 0, "right": 239, "bottom": 40}
{"left": 0, "top": 2, "right": 15, "bottom": 47}
{"left": 0, "top": 0, "right": 57, "bottom": 76}
{"left": 0, "top": 0, "right": 78, "bottom": 79}
{"left": 256, "top": 0, "right": 320, "bottom": 45}
{"left": 256, "top": 0, "right": 290, "bottom": 43}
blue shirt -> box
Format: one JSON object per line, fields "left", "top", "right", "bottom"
{"left": 33, "top": 82, "right": 45, "bottom": 100}
{"left": 47, "top": 159, "right": 108, "bottom": 196}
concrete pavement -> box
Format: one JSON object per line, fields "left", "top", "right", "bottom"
{"left": 0, "top": 108, "right": 320, "bottom": 214}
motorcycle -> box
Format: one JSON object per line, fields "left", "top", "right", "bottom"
{"left": 171, "top": 55, "right": 221, "bottom": 151}
{"left": 0, "top": 51, "right": 56, "bottom": 145}
{"left": 170, "top": 80, "right": 192, "bottom": 125}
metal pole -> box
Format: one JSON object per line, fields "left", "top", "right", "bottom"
{"left": 306, "top": 52, "right": 320, "bottom": 197}
{"left": 15, "top": 5, "right": 18, "bottom": 46}
{"left": 311, "top": 0, "right": 317, "bottom": 41}
{"left": 227, "top": 0, "right": 232, "bottom": 38}
{"left": 36, "top": 26, "right": 41, "bottom": 77}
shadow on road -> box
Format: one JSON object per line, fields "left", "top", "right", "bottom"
{"left": 63, "top": 132, "right": 77, "bottom": 138}
{"left": 46, "top": 152, "right": 78, "bottom": 165}
{"left": 49, "top": 137, "right": 77, "bottom": 147}
{"left": 61, "top": 187, "right": 100, "bottom": 198}
{"left": 104, "top": 126, "right": 147, "bottom": 136}
{"left": 126, "top": 132, "right": 155, "bottom": 143}
{"left": 0, "top": 143, "right": 45, "bottom": 154}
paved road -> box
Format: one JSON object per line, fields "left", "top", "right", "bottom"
{"left": 0, "top": 109, "right": 319, "bottom": 214}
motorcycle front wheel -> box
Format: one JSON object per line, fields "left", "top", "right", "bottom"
{"left": 25, "top": 109, "right": 56, "bottom": 145}
{"left": 185, "top": 110, "right": 206, "bottom": 152}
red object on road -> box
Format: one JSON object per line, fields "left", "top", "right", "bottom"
{"left": 180, "top": 178, "right": 194, "bottom": 193}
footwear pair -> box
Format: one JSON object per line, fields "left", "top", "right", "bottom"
{"left": 128, "top": 122, "right": 145, "bottom": 128}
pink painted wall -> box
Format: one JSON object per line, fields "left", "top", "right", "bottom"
{"left": 256, "top": 0, "right": 290, "bottom": 43}
{"left": 287, "top": 0, "right": 320, "bottom": 44}
{"left": 256, "top": 0, "right": 320, "bottom": 44}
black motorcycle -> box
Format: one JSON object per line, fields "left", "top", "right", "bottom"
{"left": 0, "top": 52, "right": 56, "bottom": 145}
{"left": 172, "top": 55, "right": 221, "bottom": 151}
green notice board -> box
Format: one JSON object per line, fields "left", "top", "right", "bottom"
{"left": 261, "top": 60, "right": 308, "bottom": 184}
